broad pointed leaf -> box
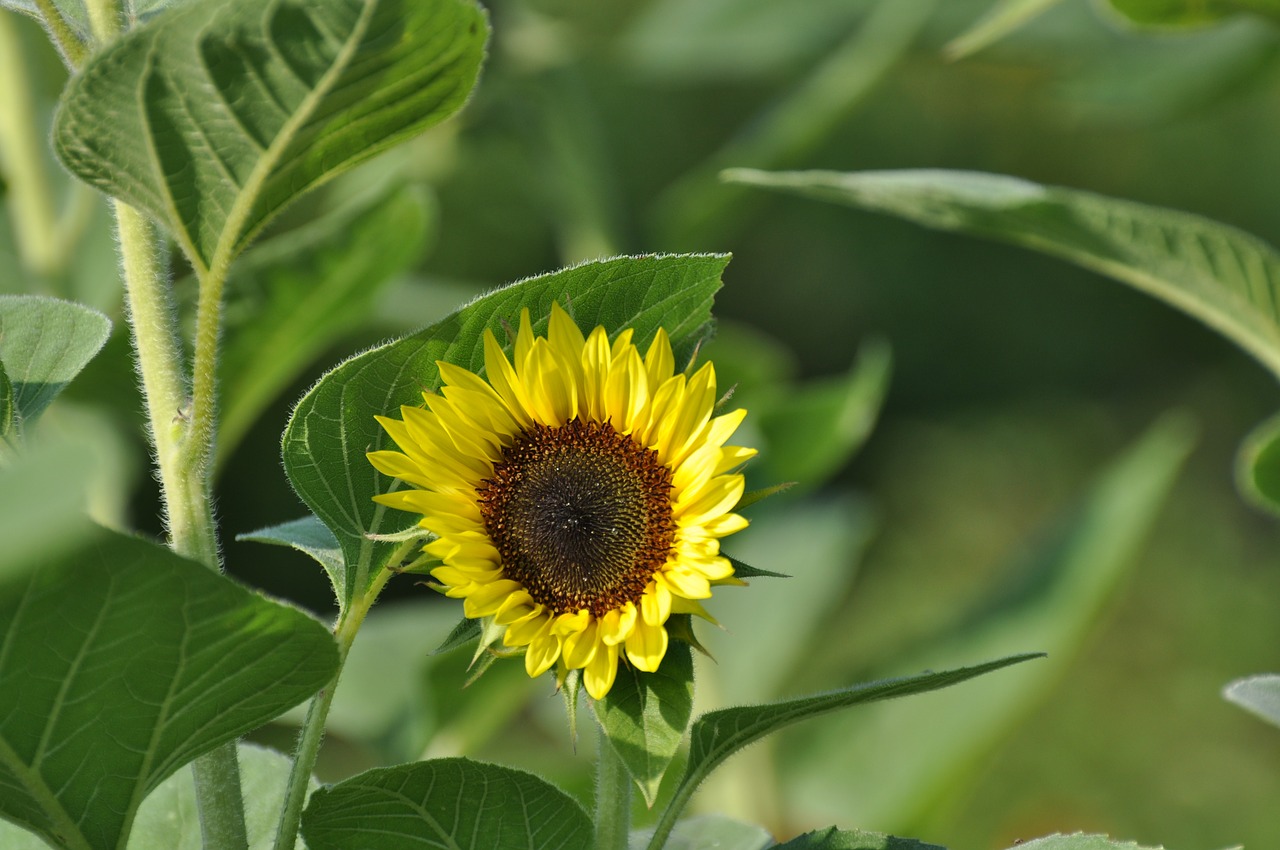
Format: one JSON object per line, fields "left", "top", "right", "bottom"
{"left": 772, "top": 827, "right": 945, "bottom": 850}
{"left": 54, "top": 0, "right": 487, "bottom": 271}
{"left": 0, "top": 295, "right": 110, "bottom": 429}
{"left": 724, "top": 168, "right": 1280, "bottom": 381}
{"left": 1223, "top": 674, "right": 1280, "bottom": 729}
{"left": 0, "top": 528, "right": 339, "bottom": 850}
{"left": 300, "top": 758, "right": 593, "bottom": 850}
{"left": 281, "top": 253, "right": 728, "bottom": 605}
{"left": 238, "top": 514, "right": 344, "bottom": 603}
{"left": 1009, "top": 835, "right": 1166, "bottom": 850}
{"left": 661, "top": 654, "right": 1043, "bottom": 829}
{"left": 595, "top": 641, "right": 694, "bottom": 805}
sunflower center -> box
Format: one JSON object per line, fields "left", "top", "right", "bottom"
{"left": 478, "top": 418, "right": 675, "bottom": 617}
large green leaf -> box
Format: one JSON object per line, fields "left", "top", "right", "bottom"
{"left": 657, "top": 654, "right": 1043, "bottom": 834}
{"left": 724, "top": 168, "right": 1280, "bottom": 381}
{"left": 0, "top": 527, "right": 339, "bottom": 850}
{"left": 281, "top": 253, "right": 729, "bottom": 605}
{"left": 771, "top": 828, "right": 945, "bottom": 850}
{"left": 780, "top": 415, "right": 1194, "bottom": 828}
{"left": 54, "top": 0, "right": 487, "bottom": 272}
{"left": 1103, "top": 0, "right": 1280, "bottom": 28}
{"left": 1008, "top": 836, "right": 1165, "bottom": 850}
{"left": 299, "top": 758, "right": 593, "bottom": 850}
{"left": 595, "top": 641, "right": 694, "bottom": 805}
{"left": 1223, "top": 674, "right": 1280, "bottom": 729}
{"left": 0, "top": 295, "right": 111, "bottom": 430}
{"left": 218, "top": 185, "right": 432, "bottom": 461}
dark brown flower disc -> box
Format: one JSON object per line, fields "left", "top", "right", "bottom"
{"left": 477, "top": 418, "right": 675, "bottom": 616}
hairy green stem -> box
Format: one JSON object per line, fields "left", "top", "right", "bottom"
{"left": 0, "top": 12, "right": 64, "bottom": 282}
{"left": 645, "top": 778, "right": 695, "bottom": 850}
{"left": 594, "top": 724, "right": 632, "bottom": 850}
{"left": 273, "top": 564, "right": 398, "bottom": 850}
{"left": 191, "top": 747, "right": 248, "bottom": 850}
{"left": 30, "top": 0, "right": 88, "bottom": 67}
{"left": 82, "top": 0, "right": 121, "bottom": 45}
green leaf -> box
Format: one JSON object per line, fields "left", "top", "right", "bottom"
{"left": 629, "top": 814, "right": 772, "bottom": 850}
{"left": 0, "top": 295, "right": 111, "bottom": 429}
{"left": 723, "top": 168, "right": 1280, "bottom": 381}
{"left": 0, "top": 527, "right": 339, "bottom": 850}
{"left": 127, "top": 743, "right": 319, "bottom": 850}
{"left": 757, "top": 338, "right": 891, "bottom": 490}
{"left": 780, "top": 415, "right": 1195, "bottom": 827}
{"left": 238, "top": 515, "right": 344, "bottom": 605}
{"left": 662, "top": 653, "right": 1043, "bottom": 830}
{"left": 300, "top": 758, "right": 593, "bottom": 850}
{"left": 595, "top": 641, "right": 694, "bottom": 805}
{"left": 944, "top": 0, "right": 1066, "bottom": 59}
{"left": 772, "top": 827, "right": 945, "bottom": 850}
{"left": 1007, "top": 835, "right": 1166, "bottom": 850}
{"left": 0, "top": 362, "right": 13, "bottom": 439}
{"left": 1223, "top": 674, "right": 1280, "bottom": 729}
{"left": 434, "top": 616, "right": 483, "bottom": 655}
{"left": 281, "top": 253, "right": 728, "bottom": 605}
{"left": 726, "top": 556, "right": 790, "bottom": 580}
{"left": 1102, "top": 0, "right": 1280, "bottom": 29}
{"left": 1235, "top": 412, "right": 1280, "bottom": 515}
{"left": 218, "top": 185, "right": 432, "bottom": 460}
{"left": 54, "top": 0, "right": 487, "bottom": 272}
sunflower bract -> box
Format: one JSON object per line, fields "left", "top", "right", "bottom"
{"left": 368, "top": 304, "right": 753, "bottom": 699}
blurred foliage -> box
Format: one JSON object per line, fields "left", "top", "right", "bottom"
{"left": 6, "top": 0, "right": 1280, "bottom": 847}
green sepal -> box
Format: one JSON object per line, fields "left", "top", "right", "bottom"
{"left": 735, "top": 481, "right": 795, "bottom": 512}
{"left": 727, "top": 556, "right": 790, "bottom": 580}
{"left": 433, "top": 616, "right": 482, "bottom": 655}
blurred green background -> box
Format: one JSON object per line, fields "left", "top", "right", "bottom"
{"left": 5, "top": 1, "right": 1280, "bottom": 848}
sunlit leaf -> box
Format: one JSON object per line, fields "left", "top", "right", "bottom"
{"left": 0, "top": 528, "right": 339, "bottom": 850}
{"left": 772, "top": 827, "right": 945, "bottom": 849}
{"left": 726, "top": 168, "right": 1280, "bottom": 381}
{"left": 944, "top": 0, "right": 1066, "bottom": 59}
{"left": 281, "top": 254, "right": 728, "bottom": 606}
{"left": 629, "top": 814, "right": 772, "bottom": 850}
{"left": 1223, "top": 674, "right": 1280, "bottom": 729}
{"left": 300, "top": 758, "right": 593, "bottom": 850}
{"left": 218, "top": 185, "right": 432, "bottom": 460}
{"left": 54, "top": 0, "right": 487, "bottom": 271}
{"left": 596, "top": 641, "right": 694, "bottom": 805}
{"left": 238, "top": 515, "right": 344, "bottom": 604}
{"left": 0, "top": 295, "right": 110, "bottom": 429}
{"left": 1007, "top": 834, "right": 1166, "bottom": 850}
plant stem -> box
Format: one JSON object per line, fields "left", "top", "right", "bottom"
{"left": 82, "top": 0, "right": 121, "bottom": 45}
{"left": 0, "top": 11, "right": 65, "bottom": 282}
{"left": 594, "top": 723, "right": 632, "bottom": 850}
{"left": 191, "top": 746, "right": 248, "bottom": 850}
{"left": 645, "top": 780, "right": 694, "bottom": 850}
{"left": 31, "top": 0, "right": 88, "bottom": 67}
{"left": 273, "top": 564, "right": 397, "bottom": 850}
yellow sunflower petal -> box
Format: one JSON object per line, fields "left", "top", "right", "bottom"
{"left": 625, "top": 617, "right": 668, "bottom": 672}
{"left": 483, "top": 329, "right": 535, "bottom": 428}
{"left": 563, "top": 619, "right": 600, "bottom": 669}
{"left": 640, "top": 579, "right": 672, "bottom": 625}
{"left": 583, "top": 642, "right": 619, "bottom": 700}
{"left": 462, "top": 579, "right": 523, "bottom": 618}
{"left": 644, "top": 327, "right": 675, "bottom": 389}
{"left": 525, "top": 618, "right": 563, "bottom": 677}
{"left": 598, "top": 602, "right": 637, "bottom": 646}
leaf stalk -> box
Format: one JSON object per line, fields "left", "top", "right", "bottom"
{"left": 594, "top": 723, "right": 632, "bottom": 850}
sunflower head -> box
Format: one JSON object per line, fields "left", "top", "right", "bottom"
{"left": 368, "top": 304, "right": 754, "bottom": 699}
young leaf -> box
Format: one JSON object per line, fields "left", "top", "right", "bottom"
{"left": 299, "top": 758, "right": 593, "bottom": 850}
{"left": 658, "top": 653, "right": 1043, "bottom": 834}
{"left": 54, "top": 0, "right": 488, "bottom": 272}
{"left": 128, "top": 743, "right": 320, "bottom": 850}
{"left": 1235, "top": 412, "right": 1280, "bottom": 515}
{"left": 944, "top": 0, "right": 1066, "bottom": 59}
{"left": 216, "top": 185, "right": 431, "bottom": 461}
{"left": 724, "top": 168, "right": 1280, "bottom": 381}
{"left": 1008, "top": 835, "right": 1166, "bottom": 850}
{"left": 772, "top": 827, "right": 945, "bottom": 850}
{"left": 0, "top": 527, "right": 339, "bottom": 850}
{"left": 630, "top": 814, "right": 772, "bottom": 850}
{"left": 238, "top": 515, "right": 344, "bottom": 603}
{"left": 0, "top": 295, "right": 111, "bottom": 428}
{"left": 595, "top": 640, "right": 694, "bottom": 806}
{"left": 1223, "top": 674, "right": 1280, "bottom": 729}
{"left": 281, "top": 253, "right": 728, "bottom": 606}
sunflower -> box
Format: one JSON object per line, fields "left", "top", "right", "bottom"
{"left": 368, "top": 304, "right": 754, "bottom": 699}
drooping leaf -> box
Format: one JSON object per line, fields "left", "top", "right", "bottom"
{"left": 281, "top": 253, "right": 728, "bottom": 606}
{"left": 127, "top": 743, "right": 320, "bottom": 850}
{"left": 944, "top": 0, "right": 1066, "bottom": 59}
{"left": 0, "top": 527, "right": 339, "bottom": 850}
{"left": 658, "top": 654, "right": 1043, "bottom": 832}
{"left": 1102, "top": 0, "right": 1280, "bottom": 29}
{"left": 1235, "top": 412, "right": 1280, "bottom": 515}
{"left": 1223, "top": 674, "right": 1280, "bottom": 729}
{"left": 238, "top": 515, "right": 344, "bottom": 605}
{"left": 300, "top": 758, "right": 593, "bottom": 850}
{"left": 772, "top": 827, "right": 945, "bottom": 850}
{"left": 723, "top": 168, "right": 1280, "bottom": 381}
{"left": 757, "top": 338, "right": 890, "bottom": 490}
{"left": 595, "top": 641, "right": 694, "bottom": 806}
{"left": 217, "top": 185, "right": 432, "bottom": 460}
{"left": 0, "top": 295, "right": 110, "bottom": 429}
{"left": 630, "top": 814, "right": 772, "bottom": 850}
{"left": 54, "top": 0, "right": 487, "bottom": 272}
{"left": 781, "top": 415, "right": 1195, "bottom": 827}
{"left": 1007, "top": 835, "right": 1166, "bottom": 850}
